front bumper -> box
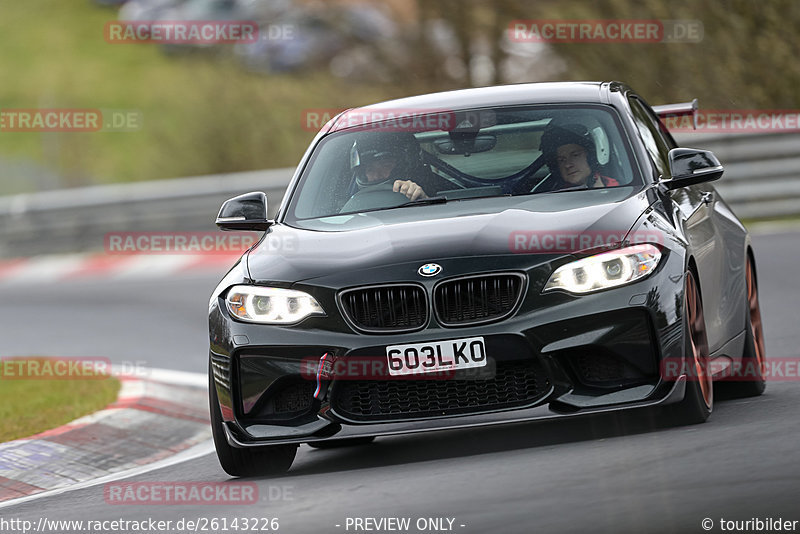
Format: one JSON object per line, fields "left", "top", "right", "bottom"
{"left": 209, "top": 250, "right": 687, "bottom": 447}
{"left": 224, "top": 377, "right": 686, "bottom": 447}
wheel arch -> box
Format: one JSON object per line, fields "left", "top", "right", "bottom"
{"left": 746, "top": 246, "right": 758, "bottom": 285}
{"left": 686, "top": 255, "right": 701, "bottom": 300}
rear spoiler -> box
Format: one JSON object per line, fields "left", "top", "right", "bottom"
{"left": 653, "top": 99, "right": 698, "bottom": 129}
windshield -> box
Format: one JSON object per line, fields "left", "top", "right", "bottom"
{"left": 285, "top": 105, "right": 639, "bottom": 223}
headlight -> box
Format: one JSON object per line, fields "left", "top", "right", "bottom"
{"left": 543, "top": 244, "right": 662, "bottom": 294}
{"left": 226, "top": 286, "right": 325, "bottom": 324}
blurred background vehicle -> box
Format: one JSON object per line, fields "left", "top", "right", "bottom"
{"left": 117, "top": 0, "right": 188, "bottom": 21}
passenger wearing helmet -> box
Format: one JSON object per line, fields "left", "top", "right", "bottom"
{"left": 349, "top": 132, "right": 433, "bottom": 201}
{"left": 538, "top": 124, "right": 619, "bottom": 191}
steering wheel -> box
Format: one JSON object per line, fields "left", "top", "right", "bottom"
{"left": 339, "top": 182, "right": 410, "bottom": 213}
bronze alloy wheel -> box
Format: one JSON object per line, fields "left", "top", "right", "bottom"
{"left": 686, "top": 272, "right": 713, "bottom": 409}
{"left": 719, "top": 255, "right": 769, "bottom": 397}
{"left": 661, "top": 270, "right": 713, "bottom": 426}
{"left": 746, "top": 258, "right": 766, "bottom": 375}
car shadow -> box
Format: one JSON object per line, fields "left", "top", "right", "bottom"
{"left": 277, "top": 389, "right": 768, "bottom": 479}
{"left": 282, "top": 407, "right": 666, "bottom": 477}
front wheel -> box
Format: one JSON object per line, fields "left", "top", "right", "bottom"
{"left": 209, "top": 362, "right": 297, "bottom": 477}
{"left": 661, "top": 270, "right": 713, "bottom": 426}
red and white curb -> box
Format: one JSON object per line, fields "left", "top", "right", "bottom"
{"left": 0, "top": 367, "right": 211, "bottom": 504}
{"left": 0, "top": 253, "right": 240, "bottom": 285}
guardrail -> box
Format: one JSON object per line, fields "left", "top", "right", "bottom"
{"left": 0, "top": 132, "right": 798, "bottom": 258}
{"left": 676, "top": 132, "right": 800, "bottom": 219}
{"left": 0, "top": 168, "right": 294, "bottom": 258}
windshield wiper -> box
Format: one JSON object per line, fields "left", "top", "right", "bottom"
{"left": 393, "top": 196, "right": 449, "bottom": 209}
{"left": 510, "top": 184, "right": 591, "bottom": 198}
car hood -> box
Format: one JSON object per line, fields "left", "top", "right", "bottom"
{"left": 247, "top": 186, "right": 655, "bottom": 284}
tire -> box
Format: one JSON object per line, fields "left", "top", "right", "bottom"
{"left": 719, "top": 255, "right": 767, "bottom": 398}
{"left": 661, "top": 270, "right": 713, "bottom": 426}
{"left": 307, "top": 437, "right": 376, "bottom": 449}
{"left": 209, "top": 362, "right": 297, "bottom": 477}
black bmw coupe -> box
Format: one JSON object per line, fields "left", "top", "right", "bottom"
{"left": 208, "top": 82, "right": 766, "bottom": 476}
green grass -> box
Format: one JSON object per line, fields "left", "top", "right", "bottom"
{"left": 0, "top": 357, "right": 120, "bottom": 442}
{"left": 743, "top": 215, "right": 800, "bottom": 228}
{"left": 0, "top": 1, "right": 402, "bottom": 193}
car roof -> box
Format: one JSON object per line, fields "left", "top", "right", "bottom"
{"left": 329, "top": 81, "right": 625, "bottom": 133}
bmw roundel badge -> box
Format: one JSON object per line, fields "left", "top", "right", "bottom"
{"left": 418, "top": 263, "right": 442, "bottom": 277}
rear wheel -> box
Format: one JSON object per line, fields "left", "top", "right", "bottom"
{"left": 720, "top": 255, "right": 767, "bottom": 397}
{"left": 662, "top": 270, "right": 713, "bottom": 426}
{"left": 209, "top": 363, "right": 297, "bottom": 477}
{"left": 307, "top": 437, "right": 376, "bottom": 449}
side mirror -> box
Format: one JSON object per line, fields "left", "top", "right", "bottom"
{"left": 661, "top": 148, "right": 724, "bottom": 190}
{"left": 216, "top": 191, "right": 272, "bottom": 231}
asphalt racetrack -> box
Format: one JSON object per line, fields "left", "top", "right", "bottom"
{"left": 1, "top": 229, "right": 799, "bottom": 534}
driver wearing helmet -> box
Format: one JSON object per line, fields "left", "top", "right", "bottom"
{"left": 539, "top": 123, "right": 619, "bottom": 191}
{"left": 349, "top": 132, "right": 432, "bottom": 201}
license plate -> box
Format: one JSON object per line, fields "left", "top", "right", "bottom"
{"left": 386, "top": 336, "right": 487, "bottom": 377}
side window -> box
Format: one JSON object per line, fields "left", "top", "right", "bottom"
{"left": 638, "top": 96, "right": 678, "bottom": 150}
{"left": 648, "top": 107, "right": 678, "bottom": 150}
{"left": 628, "top": 97, "right": 672, "bottom": 178}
